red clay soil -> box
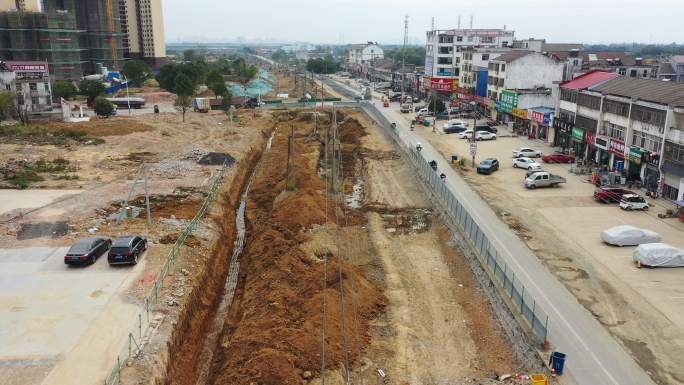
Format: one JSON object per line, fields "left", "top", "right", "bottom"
{"left": 166, "top": 115, "right": 386, "bottom": 385}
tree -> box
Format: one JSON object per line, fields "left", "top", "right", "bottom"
{"left": 427, "top": 97, "right": 446, "bottom": 113}
{"left": 173, "top": 73, "right": 195, "bottom": 122}
{"left": 52, "top": 81, "right": 77, "bottom": 101}
{"left": 183, "top": 49, "right": 196, "bottom": 62}
{"left": 205, "top": 69, "right": 225, "bottom": 89}
{"left": 0, "top": 90, "right": 16, "bottom": 119}
{"left": 212, "top": 82, "right": 230, "bottom": 99}
{"left": 221, "top": 90, "right": 233, "bottom": 113}
{"left": 79, "top": 80, "right": 105, "bottom": 101}
{"left": 121, "top": 60, "right": 152, "bottom": 85}
{"left": 93, "top": 97, "right": 115, "bottom": 117}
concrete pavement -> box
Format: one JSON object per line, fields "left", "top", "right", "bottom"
{"left": 327, "top": 77, "right": 656, "bottom": 385}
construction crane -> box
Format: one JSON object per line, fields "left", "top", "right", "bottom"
{"left": 105, "top": 0, "right": 119, "bottom": 70}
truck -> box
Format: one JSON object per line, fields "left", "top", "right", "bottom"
{"left": 106, "top": 97, "right": 145, "bottom": 109}
{"left": 524, "top": 171, "right": 566, "bottom": 189}
{"left": 375, "top": 81, "right": 391, "bottom": 90}
{"left": 193, "top": 98, "right": 210, "bottom": 113}
{"left": 233, "top": 96, "right": 260, "bottom": 109}
{"left": 209, "top": 99, "right": 223, "bottom": 110}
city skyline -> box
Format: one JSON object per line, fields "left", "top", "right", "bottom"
{"left": 162, "top": 0, "right": 681, "bottom": 46}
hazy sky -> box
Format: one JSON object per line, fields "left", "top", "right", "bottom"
{"left": 163, "top": 0, "right": 682, "bottom": 45}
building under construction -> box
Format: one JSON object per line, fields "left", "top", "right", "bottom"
{"left": 43, "top": 0, "right": 125, "bottom": 74}
{"left": 0, "top": 11, "right": 84, "bottom": 80}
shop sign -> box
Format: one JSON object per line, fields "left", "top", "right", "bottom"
{"left": 430, "top": 78, "right": 454, "bottom": 92}
{"left": 423, "top": 76, "right": 431, "bottom": 90}
{"left": 8, "top": 63, "right": 47, "bottom": 71}
{"left": 437, "top": 72, "right": 452, "bottom": 76}
{"left": 594, "top": 134, "right": 610, "bottom": 150}
{"left": 499, "top": 90, "right": 518, "bottom": 113}
{"left": 494, "top": 101, "right": 501, "bottom": 110}
{"left": 571, "top": 127, "right": 585, "bottom": 141}
{"left": 629, "top": 147, "right": 643, "bottom": 165}
{"left": 584, "top": 130, "right": 596, "bottom": 144}
{"left": 488, "top": 99, "right": 495, "bottom": 108}
{"left": 456, "top": 86, "right": 469, "bottom": 94}
{"left": 474, "top": 95, "right": 485, "bottom": 104}
{"left": 544, "top": 115, "right": 551, "bottom": 126}
{"left": 530, "top": 110, "right": 546, "bottom": 124}
{"left": 553, "top": 118, "right": 573, "bottom": 134}
{"left": 644, "top": 151, "right": 660, "bottom": 168}
{"left": 512, "top": 108, "right": 527, "bottom": 119}
{"left": 609, "top": 138, "right": 625, "bottom": 157}
{"left": 458, "top": 93, "right": 473, "bottom": 102}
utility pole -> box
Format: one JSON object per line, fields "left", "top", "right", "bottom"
{"left": 287, "top": 124, "right": 297, "bottom": 189}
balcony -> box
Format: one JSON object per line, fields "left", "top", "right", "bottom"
{"left": 28, "top": 104, "right": 53, "bottom": 112}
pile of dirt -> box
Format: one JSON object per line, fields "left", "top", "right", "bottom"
{"left": 338, "top": 118, "right": 367, "bottom": 145}
{"left": 133, "top": 92, "right": 177, "bottom": 104}
{"left": 42, "top": 119, "right": 154, "bottom": 137}
{"left": 17, "top": 221, "right": 68, "bottom": 240}
{"left": 198, "top": 152, "right": 237, "bottom": 166}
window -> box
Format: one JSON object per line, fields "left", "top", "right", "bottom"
{"left": 467, "top": 36, "right": 473, "bottom": 42}
{"left": 488, "top": 90, "right": 492, "bottom": 98}
{"left": 439, "top": 46, "right": 451, "bottom": 54}
{"left": 498, "top": 78, "right": 504, "bottom": 87}
{"left": 492, "top": 91, "right": 498, "bottom": 100}
{"left": 439, "top": 36, "right": 453, "bottom": 43}
{"left": 44, "top": 83, "right": 50, "bottom": 92}
{"left": 454, "top": 68, "right": 460, "bottom": 76}
{"left": 572, "top": 59, "right": 579, "bottom": 66}
{"left": 501, "top": 41, "right": 508, "bottom": 47}
{"left": 643, "top": 70, "right": 648, "bottom": 78}
{"left": 560, "top": 88, "right": 578, "bottom": 103}
{"left": 558, "top": 109, "right": 575, "bottom": 123}
{"left": 603, "top": 122, "right": 627, "bottom": 142}
{"left": 438, "top": 57, "right": 453, "bottom": 65}
{"left": 632, "top": 131, "right": 662, "bottom": 153}
{"left": 29, "top": 83, "right": 37, "bottom": 91}
{"left": 454, "top": 57, "right": 460, "bottom": 64}
{"left": 575, "top": 114, "right": 598, "bottom": 132}
{"left": 31, "top": 97, "right": 39, "bottom": 105}
{"left": 481, "top": 37, "right": 494, "bottom": 44}
{"left": 632, "top": 105, "right": 666, "bottom": 126}
{"left": 501, "top": 64, "right": 505, "bottom": 71}
{"left": 456, "top": 36, "right": 463, "bottom": 42}
{"left": 664, "top": 140, "right": 684, "bottom": 164}
{"left": 662, "top": 184, "right": 679, "bottom": 200}
{"left": 482, "top": 54, "right": 489, "bottom": 60}
{"left": 619, "top": 68, "right": 626, "bottom": 75}
{"left": 603, "top": 100, "right": 629, "bottom": 117}
{"left": 577, "top": 94, "right": 601, "bottom": 110}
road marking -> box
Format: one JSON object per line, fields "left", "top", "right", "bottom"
{"left": 613, "top": 255, "right": 632, "bottom": 259}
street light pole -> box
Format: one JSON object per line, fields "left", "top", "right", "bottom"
{"left": 123, "top": 75, "right": 131, "bottom": 114}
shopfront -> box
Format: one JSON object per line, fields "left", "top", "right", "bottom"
{"left": 643, "top": 151, "right": 661, "bottom": 192}
{"left": 512, "top": 108, "right": 528, "bottom": 133}
{"left": 627, "top": 147, "right": 643, "bottom": 182}
{"left": 571, "top": 127, "right": 586, "bottom": 159}
{"left": 474, "top": 95, "right": 489, "bottom": 117}
{"left": 585, "top": 131, "right": 598, "bottom": 163}
{"left": 594, "top": 134, "right": 611, "bottom": 167}
{"left": 498, "top": 90, "right": 518, "bottom": 127}
{"left": 608, "top": 138, "right": 626, "bottom": 171}
{"left": 553, "top": 117, "right": 573, "bottom": 150}
{"left": 530, "top": 109, "right": 548, "bottom": 142}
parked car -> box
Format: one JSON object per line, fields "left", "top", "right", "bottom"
{"left": 524, "top": 171, "right": 566, "bottom": 189}
{"left": 443, "top": 126, "right": 467, "bottom": 134}
{"left": 474, "top": 124, "right": 498, "bottom": 134}
{"left": 620, "top": 194, "right": 649, "bottom": 211}
{"left": 542, "top": 153, "right": 576, "bottom": 163}
{"left": 459, "top": 130, "right": 474, "bottom": 139}
{"left": 405, "top": 96, "right": 413, "bottom": 103}
{"left": 108, "top": 235, "right": 148, "bottom": 265}
{"left": 475, "top": 131, "right": 497, "bottom": 141}
{"left": 414, "top": 105, "right": 425, "bottom": 112}
{"left": 601, "top": 225, "right": 661, "bottom": 247}
{"left": 400, "top": 104, "right": 411, "bottom": 113}
{"left": 416, "top": 108, "right": 433, "bottom": 117}
{"left": 443, "top": 120, "right": 468, "bottom": 130}
{"left": 64, "top": 236, "right": 112, "bottom": 265}
{"left": 633, "top": 243, "right": 684, "bottom": 267}
{"left": 477, "top": 158, "right": 500, "bottom": 174}
{"left": 594, "top": 186, "right": 636, "bottom": 203}
{"left": 512, "top": 147, "right": 543, "bottom": 158}
{"left": 512, "top": 157, "right": 543, "bottom": 170}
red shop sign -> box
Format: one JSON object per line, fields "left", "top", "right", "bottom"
{"left": 530, "top": 110, "right": 546, "bottom": 124}
{"left": 609, "top": 138, "right": 626, "bottom": 157}
{"left": 430, "top": 78, "right": 454, "bottom": 92}
{"left": 585, "top": 131, "right": 596, "bottom": 145}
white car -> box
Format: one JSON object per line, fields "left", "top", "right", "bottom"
{"left": 512, "top": 147, "right": 543, "bottom": 158}
{"left": 620, "top": 194, "right": 649, "bottom": 211}
{"left": 601, "top": 225, "right": 662, "bottom": 247}
{"left": 459, "top": 130, "right": 474, "bottom": 139}
{"left": 512, "top": 157, "right": 543, "bottom": 170}
{"left": 475, "top": 131, "right": 497, "bottom": 141}
{"left": 443, "top": 120, "right": 468, "bottom": 129}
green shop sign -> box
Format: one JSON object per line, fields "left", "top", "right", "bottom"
{"left": 499, "top": 90, "right": 518, "bottom": 113}
{"left": 629, "top": 147, "right": 643, "bottom": 164}
{"left": 571, "top": 127, "right": 585, "bottom": 141}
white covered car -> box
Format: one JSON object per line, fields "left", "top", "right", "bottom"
{"left": 512, "top": 157, "right": 542, "bottom": 170}
{"left": 633, "top": 243, "right": 684, "bottom": 267}
{"left": 512, "top": 147, "right": 543, "bottom": 158}
{"left": 601, "top": 225, "right": 662, "bottom": 247}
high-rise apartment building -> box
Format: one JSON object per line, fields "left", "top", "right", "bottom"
{"left": 118, "top": 0, "right": 166, "bottom": 68}
{"left": 0, "top": 0, "right": 39, "bottom": 11}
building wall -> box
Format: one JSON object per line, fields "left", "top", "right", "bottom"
{"left": 119, "top": 0, "right": 140, "bottom": 55}
{"left": 517, "top": 93, "right": 554, "bottom": 109}
{"left": 0, "top": 0, "right": 39, "bottom": 11}
{"left": 505, "top": 53, "right": 564, "bottom": 90}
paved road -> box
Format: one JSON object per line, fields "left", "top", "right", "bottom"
{"left": 327, "top": 78, "right": 656, "bottom": 385}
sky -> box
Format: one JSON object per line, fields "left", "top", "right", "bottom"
{"left": 162, "top": 0, "right": 682, "bottom": 45}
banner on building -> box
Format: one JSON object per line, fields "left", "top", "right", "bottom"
{"left": 530, "top": 110, "right": 546, "bottom": 124}
{"left": 628, "top": 147, "right": 643, "bottom": 164}
{"left": 609, "top": 138, "right": 626, "bottom": 157}
{"left": 499, "top": 90, "right": 518, "bottom": 113}
{"left": 429, "top": 78, "right": 454, "bottom": 92}
{"left": 553, "top": 118, "right": 573, "bottom": 134}
{"left": 512, "top": 108, "right": 527, "bottom": 119}
{"left": 425, "top": 56, "right": 433, "bottom": 76}
{"left": 572, "top": 127, "right": 585, "bottom": 141}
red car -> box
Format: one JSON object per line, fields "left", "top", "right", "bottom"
{"left": 542, "top": 153, "right": 575, "bottom": 163}
{"left": 594, "top": 186, "right": 636, "bottom": 203}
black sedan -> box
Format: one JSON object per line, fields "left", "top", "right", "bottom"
{"left": 477, "top": 158, "right": 500, "bottom": 174}
{"left": 108, "top": 235, "right": 148, "bottom": 265}
{"left": 64, "top": 236, "right": 112, "bottom": 265}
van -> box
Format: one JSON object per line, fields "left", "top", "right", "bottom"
{"left": 400, "top": 104, "right": 411, "bottom": 113}
{"left": 620, "top": 194, "right": 649, "bottom": 211}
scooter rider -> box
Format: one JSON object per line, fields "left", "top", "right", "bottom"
{"left": 416, "top": 142, "right": 422, "bottom": 151}
{"left": 440, "top": 173, "right": 446, "bottom": 183}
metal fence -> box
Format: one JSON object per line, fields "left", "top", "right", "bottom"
{"left": 354, "top": 100, "right": 550, "bottom": 343}
{"left": 103, "top": 159, "right": 230, "bottom": 385}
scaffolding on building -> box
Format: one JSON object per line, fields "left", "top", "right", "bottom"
{"left": 0, "top": 12, "right": 85, "bottom": 80}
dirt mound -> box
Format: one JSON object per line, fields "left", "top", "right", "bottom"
{"left": 41, "top": 119, "right": 153, "bottom": 137}
{"left": 338, "top": 118, "right": 367, "bottom": 145}
{"left": 133, "top": 92, "right": 177, "bottom": 104}
{"left": 198, "top": 152, "right": 237, "bottom": 166}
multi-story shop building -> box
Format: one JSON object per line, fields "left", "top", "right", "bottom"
{"left": 556, "top": 72, "right": 684, "bottom": 201}
{"left": 424, "top": 28, "right": 515, "bottom": 98}
{"left": 0, "top": 60, "right": 53, "bottom": 119}
{"left": 348, "top": 42, "right": 383, "bottom": 77}
{"left": 484, "top": 51, "right": 564, "bottom": 138}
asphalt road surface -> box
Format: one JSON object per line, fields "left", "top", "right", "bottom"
{"left": 329, "top": 78, "right": 655, "bottom": 385}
